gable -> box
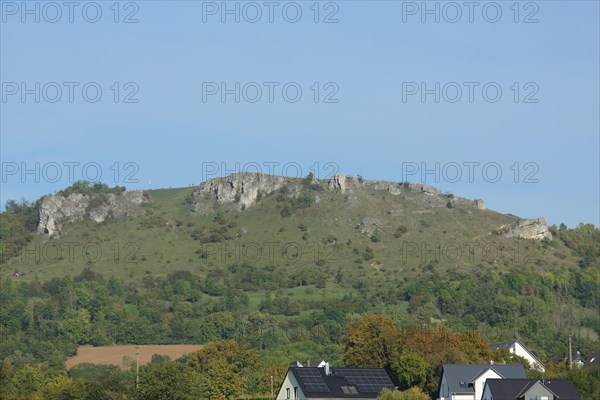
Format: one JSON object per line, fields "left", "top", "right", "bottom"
{"left": 276, "top": 370, "right": 305, "bottom": 400}
{"left": 521, "top": 381, "right": 555, "bottom": 399}
{"left": 490, "top": 340, "right": 545, "bottom": 372}
{"left": 441, "top": 364, "right": 527, "bottom": 395}
{"left": 485, "top": 379, "right": 579, "bottom": 400}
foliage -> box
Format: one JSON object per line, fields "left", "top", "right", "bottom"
{"left": 550, "top": 223, "right": 600, "bottom": 268}
{"left": 137, "top": 360, "right": 200, "bottom": 400}
{"left": 341, "top": 315, "right": 401, "bottom": 369}
{"left": 567, "top": 366, "right": 600, "bottom": 400}
{"left": 371, "top": 229, "right": 382, "bottom": 243}
{"left": 378, "top": 387, "right": 430, "bottom": 400}
{"left": 187, "top": 340, "right": 261, "bottom": 399}
{"left": 0, "top": 198, "right": 39, "bottom": 263}
{"left": 258, "top": 363, "right": 288, "bottom": 397}
{"left": 58, "top": 181, "right": 126, "bottom": 197}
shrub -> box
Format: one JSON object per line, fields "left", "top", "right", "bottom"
{"left": 371, "top": 230, "right": 382, "bottom": 243}
{"left": 394, "top": 226, "right": 408, "bottom": 238}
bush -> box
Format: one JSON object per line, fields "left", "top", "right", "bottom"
{"left": 363, "top": 247, "right": 374, "bottom": 261}
{"left": 394, "top": 226, "right": 408, "bottom": 238}
{"left": 371, "top": 230, "right": 382, "bottom": 243}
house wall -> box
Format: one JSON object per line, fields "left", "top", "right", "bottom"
{"left": 482, "top": 384, "right": 492, "bottom": 400}
{"left": 512, "top": 343, "right": 545, "bottom": 372}
{"left": 473, "top": 369, "right": 502, "bottom": 400}
{"left": 451, "top": 394, "right": 474, "bottom": 400}
{"left": 276, "top": 372, "right": 305, "bottom": 400}
{"left": 523, "top": 382, "right": 554, "bottom": 400}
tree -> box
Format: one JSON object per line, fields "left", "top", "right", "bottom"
{"left": 392, "top": 352, "right": 429, "bottom": 390}
{"left": 136, "top": 360, "right": 200, "bottom": 400}
{"left": 341, "top": 315, "right": 401, "bottom": 368}
{"left": 568, "top": 365, "right": 600, "bottom": 400}
{"left": 38, "top": 374, "right": 87, "bottom": 400}
{"left": 259, "top": 364, "right": 288, "bottom": 397}
{"left": 187, "top": 340, "right": 261, "bottom": 399}
{"left": 68, "top": 363, "right": 134, "bottom": 400}
{"left": 377, "top": 387, "right": 430, "bottom": 400}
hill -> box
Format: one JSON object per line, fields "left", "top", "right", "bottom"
{"left": 0, "top": 173, "right": 598, "bottom": 367}
{"left": 3, "top": 173, "right": 556, "bottom": 281}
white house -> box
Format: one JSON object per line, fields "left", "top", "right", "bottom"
{"left": 276, "top": 364, "right": 395, "bottom": 400}
{"left": 437, "top": 364, "right": 527, "bottom": 400}
{"left": 490, "top": 339, "right": 545, "bottom": 372}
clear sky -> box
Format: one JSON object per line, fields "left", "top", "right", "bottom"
{"left": 1, "top": 0, "right": 599, "bottom": 227}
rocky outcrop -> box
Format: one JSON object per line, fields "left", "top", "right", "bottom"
{"left": 37, "top": 191, "right": 146, "bottom": 236}
{"left": 327, "top": 174, "right": 402, "bottom": 195}
{"left": 327, "top": 173, "right": 346, "bottom": 194}
{"left": 356, "top": 217, "right": 388, "bottom": 236}
{"left": 500, "top": 218, "right": 552, "bottom": 241}
{"left": 474, "top": 199, "right": 486, "bottom": 210}
{"left": 191, "top": 172, "right": 487, "bottom": 213}
{"left": 192, "top": 173, "right": 294, "bottom": 211}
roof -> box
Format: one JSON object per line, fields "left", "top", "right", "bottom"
{"left": 485, "top": 379, "right": 579, "bottom": 400}
{"left": 490, "top": 339, "right": 519, "bottom": 351}
{"left": 441, "top": 364, "right": 527, "bottom": 394}
{"left": 288, "top": 367, "right": 395, "bottom": 398}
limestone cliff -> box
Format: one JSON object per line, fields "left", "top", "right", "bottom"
{"left": 499, "top": 218, "right": 553, "bottom": 241}
{"left": 190, "top": 172, "right": 485, "bottom": 213}
{"left": 37, "top": 190, "right": 146, "bottom": 236}
{"left": 192, "top": 173, "right": 295, "bottom": 212}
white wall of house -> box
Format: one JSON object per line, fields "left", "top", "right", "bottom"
{"left": 276, "top": 372, "right": 305, "bottom": 400}
{"left": 451, "top": 394, "right": 474, "bottom": 400}
{"left": 472, "top": 369, "right": 502, "bottom": 400}
{"left": 512, "top": 343, "right": 545, "bottom": 372}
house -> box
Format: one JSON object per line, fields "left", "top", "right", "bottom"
{"left": 482, "top": 379, "right": 579, "bottom": 400}
{"left": 276, "top": 364, "right": 395, "bottom": 399}
{"left": 490, "top": 339, "right": 545, "bottom": 372}
{"left": 437, "top": 364, "right": 527, "bottom": 400}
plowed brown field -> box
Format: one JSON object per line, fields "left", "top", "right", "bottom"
{"left": 66, "top": 345, "right": 204, "bottom": 369}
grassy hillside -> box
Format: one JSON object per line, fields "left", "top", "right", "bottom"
{"left": 0, "top": 176, "right": 598, "bottom": 368}
{"left": 1, "top": 179, "right": 575, "bottom": 283}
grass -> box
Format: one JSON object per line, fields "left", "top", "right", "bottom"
{"left": 1, "top": 178, "right": 582, "bottom": 304}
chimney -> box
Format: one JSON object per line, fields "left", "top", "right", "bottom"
{"left": 324, "top": 362, "right": 331, "bottom": 376}
{"left": 307, "top": 359, "right": 311, "bottom": 367}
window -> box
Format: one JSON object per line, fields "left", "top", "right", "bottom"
{"left": 286, "top": 388, "right": 290, "bottom": 399}
{"left": 541, "top": 397, "right": 549, "bottom": 400}
{"left": 341, "top": 386, "right": 359, "bottom": 394}
{"left": 293, "top": 387, "right": 298, "bottom": 399}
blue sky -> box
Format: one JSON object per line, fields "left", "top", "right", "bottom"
{"left": 1, "top": 0, "right": 599, "bottom": 227}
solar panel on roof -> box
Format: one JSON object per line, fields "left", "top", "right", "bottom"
{"left": 294, "top": 368, "right": 330, "bottom": 393}
{"left": 336, "top": 369, "right": 395, "bottom": 393}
